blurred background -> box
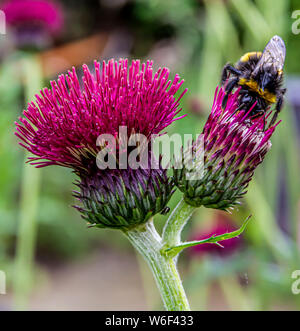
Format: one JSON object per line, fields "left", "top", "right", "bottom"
{"left": 0, "top": 0, "right": 299, "bottom": 311}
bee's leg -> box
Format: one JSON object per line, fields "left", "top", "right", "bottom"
{"left": 268, "top": 94, "right": 284, "bottom": 128}
{"left": 222, "top": 77, "right": 239, "bottom": 109}
{"left": 221, "top": 64, "right": 241, "bottom": 84}
{"left": 280, "top": 88, "right": 287, "bottom": 95}
{"left": 251, "top": 110, "right": 264, "bottom": 119}
{"left": 250, "top": 111, "right": 265, "bottom": 130}
{"left": 221, "top": 64, "right": 230, "bottom": 84}
{"left": 227, "top": 102, "right": 246, "bottom": 121}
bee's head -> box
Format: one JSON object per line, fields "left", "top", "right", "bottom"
{"left": 260, "top": 71, "right": 273, "bottom": 91}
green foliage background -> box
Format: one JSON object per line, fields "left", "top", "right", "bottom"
{"left": 0, "top": 0, "right": 299, "bottom": 310}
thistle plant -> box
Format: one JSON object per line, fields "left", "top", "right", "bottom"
{"left": 15, "top": 58, "right": 280, "bottom": 311}
{"left": 3, "top": 0, "right": 64, "bottom": 50}
{"left": 174, "top": 87, "right": 278, "bottom": 210}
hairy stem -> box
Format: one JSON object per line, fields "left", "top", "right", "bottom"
{"left": 162, "top": 198, "right": 196, "bottom": 248}
{"left": 124, "top": 221, "right": 190, "bottom": 311}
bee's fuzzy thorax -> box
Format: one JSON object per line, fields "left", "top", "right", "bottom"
{"left": 239, "top": 51, "right": 262, "bottom": 63}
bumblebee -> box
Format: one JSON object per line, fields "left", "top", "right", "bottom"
{"left": 221, "top": 35, "right": 286, "bottom": 128}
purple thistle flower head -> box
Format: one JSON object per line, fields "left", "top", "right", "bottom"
{"left": 174, "top": 86, "right": 280, "bottom": 210}
{"left": 74, "top": 154, "right": 175, "bottom": 229}
{"left": 15, "top": 58, "right": 186, "bottom": 229}
{"left": 15, "top": 59, "right": 187, "bottom": 173}
{"left": 3, "top": 0, "right": 63, "bottom": 34}
{"left": 3, "top": 0, "right": 64, "bottom": 49}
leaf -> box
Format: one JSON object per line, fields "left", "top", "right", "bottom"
{"left": 162, "top": 215, "right": 252, "bottom": 258}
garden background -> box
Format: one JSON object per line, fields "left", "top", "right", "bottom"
{"left": 0, "top": 0, "right": 300, "bottom": 310}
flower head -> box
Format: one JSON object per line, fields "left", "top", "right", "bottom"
{"left": 4, "top": 0, "right": 63, "bottom": 34}
{"left": 15, "top": 58, "right": 186, "bottom": 229}
{"left": 3, "top": 0, "right": 64, "bottom": 48}
{"left": 174, "top": 87, "right": 279, "bottom": 210}
{"left": 15, "top": 59, "right": 187, "bottom": 173}
{"left": 74, "top": 155, "right": 174, "bottom": 229}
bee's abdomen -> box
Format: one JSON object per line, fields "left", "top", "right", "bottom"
{"left": 238, "top": 78, "right": 277, "bottom": 104}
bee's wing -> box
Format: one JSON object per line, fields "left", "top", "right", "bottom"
{"left": 253, "top": 35, "right": 286, "bottom": 75}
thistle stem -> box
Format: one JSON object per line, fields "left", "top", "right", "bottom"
{"left": 162, "top": 198, "right": 196, "bottom": 248}
{"left": 124, "top": 221, "right": 190, "bottom": 311}
{"left": 14, "top": 54, "right": 43, "bottom": 309}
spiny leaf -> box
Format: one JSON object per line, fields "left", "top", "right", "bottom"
{"left": 162, "top": 215, "right": 252, "bottom": 258}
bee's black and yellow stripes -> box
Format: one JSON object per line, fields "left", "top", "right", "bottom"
{"left": 238, "top": 78, "right": 276, "bottom": 104}
{"left": 239, "top": 51, "right": 262, "bottom": 63}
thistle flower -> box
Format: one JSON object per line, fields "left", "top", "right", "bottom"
{"left": 3, "top": 0, "right": 64, "bottom": 49}
{"left": 15, "top": 59, "right": 186, "bottom": 229}
{"left": 16, "top": 59, "right": 186, "bottom": 172}
{"left": 174, "top": 87, "right": 279, "bottom": 210}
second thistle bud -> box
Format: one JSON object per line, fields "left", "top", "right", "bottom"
{"left": 174, "top": 87, "right": 277, "bottom": 211}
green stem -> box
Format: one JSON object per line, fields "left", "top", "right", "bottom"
{"left": 162, "top": 198, "right": 196, "bottom": 248}
{"left": 124, "top": 221, "right": 190, "bottom": 311}
{"left": 14, "top": 54, "right": 43, "bottom": 309}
